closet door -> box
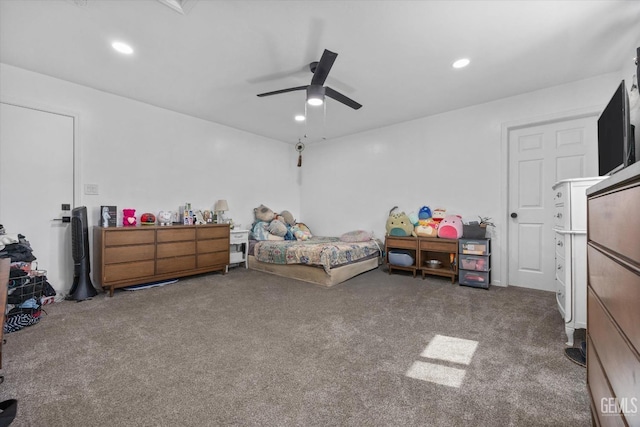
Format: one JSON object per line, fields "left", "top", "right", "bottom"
{"left": 0, "top": 102, "right": 75, "bottom": 295}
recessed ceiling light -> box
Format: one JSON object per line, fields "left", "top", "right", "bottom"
{"left": 295, "top": 115, "right": 305, "bottom": 122}
{"left": 452, "top": 58, "right": 470, "bottom": 69}
{"left": 112, "top": 41, "right": 134, "bottom": 55}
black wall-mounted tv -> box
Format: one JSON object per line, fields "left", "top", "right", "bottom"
{"left": 597, "top": 80, "right": 633, "bottom": 176}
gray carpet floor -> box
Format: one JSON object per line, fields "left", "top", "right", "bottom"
{"left": 0, "top": 267, "right": 590, "bottom": 426}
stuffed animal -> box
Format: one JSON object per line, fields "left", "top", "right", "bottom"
{"left": 268, "top": 219, "right": 288, "bottom": 237}
{"left": 415, "top": 218, "right": 439, "bottom": 237}
{"left": 418, "top": 206, "right": 432, "bottom": 220}
{"left": 122, "top": 209, "right": 136, "bottom": 227}
{"left": 280, "top": 210, "right": 296, "bottom": 226}
{"left": 140, "top": 212, "right": 156, "bottom": 225}
{"left": 291, "top": 225, "right": 312, "bottom": 241}
{"left": 438, "top": 215, "right": 463, "bottom": 239}
{"left": 254, "top": 204, "right": 275, "bottom": 222}
{"left": 432, "top": 208, "right": 446, "bottom": 223}
{"left": 385, "top": 206, "right": 416, "bottom": 237}
{"left": 158, "top": 211, "right": 173, "bottom": 226}
{"left": 408, "top": 211, "right": 419, "bottom": 226}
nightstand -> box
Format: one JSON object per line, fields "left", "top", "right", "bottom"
{"left": 229, "top": 229, "right": 249, "bottom": 269}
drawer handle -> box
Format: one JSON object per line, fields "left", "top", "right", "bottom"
{"left": 556, "top": 192, "right": 562, "bottom": 198}
{"left": 558, "top": 265, "right": 562, "bottom": 270}
{"left": 555, "top": 213, "right": 563, "bottom": 219}
{"left": 557, "top": 241, "right": 563, "bottom": 247}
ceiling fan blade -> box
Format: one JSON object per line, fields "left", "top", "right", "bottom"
{"left": 325, "top": 87, "right": 362, "bottom": 110}
{"left": 257, "top": 86, "right": 308, "bottom": 97}
{"left": 310, "top": 49, "right": 337, "bottom": 86}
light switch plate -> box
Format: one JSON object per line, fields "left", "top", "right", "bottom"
{"left": 84, "top": 184, "right": 99, "bottom": 195}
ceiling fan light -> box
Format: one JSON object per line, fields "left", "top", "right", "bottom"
{"left": 306, "top": 85, "right": 325, "bottom": 106}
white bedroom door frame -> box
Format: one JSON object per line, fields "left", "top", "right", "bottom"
{"left": 0, "top": 98, "right": 80, "bottom": 296}
{"left": 499, "top": 106, "right": 601, "bottom": 290}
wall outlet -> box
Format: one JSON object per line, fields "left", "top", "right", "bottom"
{"left": 84, "top": 184, "right": 99, "bottom": 195}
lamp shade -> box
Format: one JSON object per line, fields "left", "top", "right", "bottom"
{"left": 306, "top": 85, "right": 325, "bottom": 106}
{"left": 214, "top": 199, "right": 229, "bottom": 212}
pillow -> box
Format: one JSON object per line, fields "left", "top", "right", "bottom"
{"left": 251, "top": 221, "right": 271, "bottom": 241}
{"left": 340, "top": 230, "right": 372, "bottom": 242}
{"left": 268, "top": 220, "right": 287, "bottom": 237}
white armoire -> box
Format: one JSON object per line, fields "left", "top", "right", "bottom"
{"left": 552, "top": 177, "right": 604, "bottom": 346}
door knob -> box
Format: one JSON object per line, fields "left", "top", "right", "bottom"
{"left": 510, "top": 212, "right": 518, "bottom": 218}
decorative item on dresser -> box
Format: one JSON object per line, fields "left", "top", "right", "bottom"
{"left": 93, "top": 224, "right": 230, "bottom": 296}
{"left": 552, "top": 177, "right": 605, "bottom": 346}
{"left": 586, "top": 161, "right": 640, "bottom": 425}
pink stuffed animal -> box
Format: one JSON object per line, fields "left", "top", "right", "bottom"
{"left": 438, "top": 215, "right": 463, "bottom": 239}
{"left": 123, "top": 208, "right": 137, "bottom": 227}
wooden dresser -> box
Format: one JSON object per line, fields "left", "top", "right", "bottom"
{"left": 93, "top": 224, "right": 229, "bottom": 296}
{"left": 586, "top": 162, "right": 640, "bottom": 425}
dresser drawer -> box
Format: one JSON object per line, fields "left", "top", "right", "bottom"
{"left": 197, "top": 239, "right": 227, "bottom": 254}
{"left": 553, "top": 205, "right": 568, "bottom": 229}
{"left": 197, "top": 226, "right": 229, "bottom": 240}
{"left": 197, "top": 252, "right": 229, "bottom": 268}
{"left": 588, "top": 184, "right": 640, "bottom": 264}
{"left": 156, "top": 255, "right": 196, "bottom": 274}
{"left": 553, "top": 185, "right": 567, "bottom": 206}
{"left": 104, "top": 244, "right": 155, "bottom": 264}
{"left": 588, "top": 289, "right": 640, "bottom": 409}
{"left": 588, "top": 246, "right": 640, "bottom": 352}
{"left": 555, "top": 251, "right": 566, "bottom": 281}
{"left": 230, "top": 231, "right": 249, "bottom": 244}
{"left": 586, "top": 336, "right": 626, "bottom": 426}
{"left": 104, "top": 260, "right": 155, "bottom": 282}
{"left": 156, "top": 241, "right": 196, "bottom": 259}
{"left": 554, "top": 232, "right": 566, "bottom": 257}
{"left": 157, "top": 227, "right": 196, "bottom": 243}
{"left": 420, "top": 239, "right": 456, "bottom": 252}
{"left": 385, "top": 237, "right": 418, "bottom": 250}
{"left": 104, "top": 229, "right": 155, "bottom": 246}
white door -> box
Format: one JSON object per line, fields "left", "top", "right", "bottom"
{"left": 0, "top": 102, "right": 75, "bottom": 295}
{"left": 508, "top": 116, "right": 598, "bottom": 291}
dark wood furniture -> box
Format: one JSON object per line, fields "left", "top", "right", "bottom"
{"left": 93, "top": 224, "right": 230, "bottom": 296}
{"left": 384, "top": 236, "right": 458, "bottom": 282}
{"left": 586, "top": 162, "right": 640, "bottom": 425}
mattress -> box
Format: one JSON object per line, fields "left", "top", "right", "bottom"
{"left": 248, "top": 255, "right": 380, "bottom": 288}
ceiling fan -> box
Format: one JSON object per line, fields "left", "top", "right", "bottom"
{"left": 256, "top": 49, "right": 362, "bottom": 110}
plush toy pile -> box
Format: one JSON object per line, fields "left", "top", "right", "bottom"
{"left": 386, "top": 205, "right": 467, "bottom": 240}
{"left": 251, "top": 204, "right": 312, "bottom": 241}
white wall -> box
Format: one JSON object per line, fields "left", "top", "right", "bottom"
{"left": 0, "top": 63, "right": 301, "bottom": 231}
{"left": 299, "top": 72, "right": 625, "bottom": 286}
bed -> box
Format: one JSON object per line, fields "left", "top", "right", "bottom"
{"left": 248, "top": 236, "right": 382, "bottom": 287}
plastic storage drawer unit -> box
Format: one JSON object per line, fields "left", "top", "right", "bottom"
{"left": 459, "top": 270, "right": 490, "bottom": 289}
{"left": 459, "top": 239, "right": 491, "bottom": 255}
{"left": 459, "top": 254, "right": 490, "bottom": 271}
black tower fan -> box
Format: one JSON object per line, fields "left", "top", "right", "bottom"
{"left": 69, "top": 206, "right": 97, "bottom": 301}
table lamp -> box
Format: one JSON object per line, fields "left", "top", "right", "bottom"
{"left": 214, "top": 199, "right": 229, "bottom": 223}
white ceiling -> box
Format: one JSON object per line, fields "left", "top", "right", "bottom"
{"left": 1, "top": 0, "right": 639, "bottom": 143}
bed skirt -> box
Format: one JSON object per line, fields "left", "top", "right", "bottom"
{"left": 248, "top": 255, "right": 380, "bottom": 288}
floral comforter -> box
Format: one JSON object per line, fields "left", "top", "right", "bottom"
{"left": 253, "top": 237, "right": 381, "bottom": 273}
